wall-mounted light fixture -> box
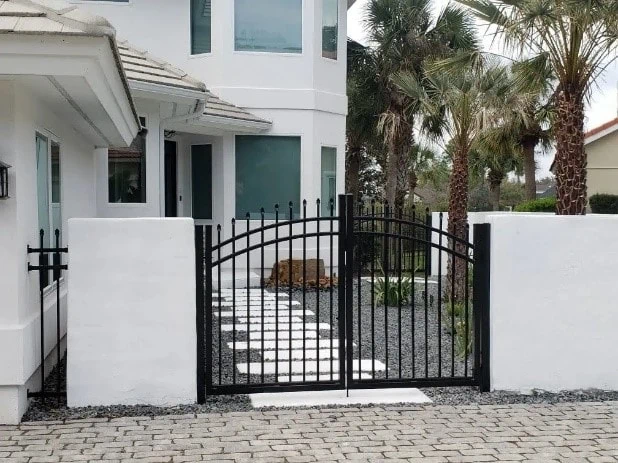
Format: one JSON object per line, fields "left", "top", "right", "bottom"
{"left": 0, "top": 161, "right": 10, "bottom": 199}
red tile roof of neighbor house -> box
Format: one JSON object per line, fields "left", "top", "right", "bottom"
{"left": 585, "top": 117, "right": 618, "bottom": 139}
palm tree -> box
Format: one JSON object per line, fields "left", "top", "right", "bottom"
{"left": 394, "top": 62, "right": 510, "bottom": 298}
{"left": 364, "top": 0, "right": 477, "bottom": 208}
{"left": 471, "top": 129, "right": 522, "bottom": 211}
{"left": 346, "top": 39, "right": 381, "bottom": 201}
{"left": 458, "top": 0, "right": 618, "bottom": 214}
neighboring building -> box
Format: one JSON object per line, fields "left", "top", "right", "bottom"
{"left": 70, "top": 0, "right": 352, "bottom": 225}
{"left": 584, "top": 117, "right": 618, "bottom": 197}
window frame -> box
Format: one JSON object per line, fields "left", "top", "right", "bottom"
{"left": 320, "top": 145, "right": 337, "bottom": 216}
{"left": 233, "top": 0, "right": 305, "bottom": 56}
{"left": 107, "top": 116, "right": 148, "bottom": 205}
{"left": 321, "top": 0, "right": 339, "bottom": 61}
{"left": 190, "top": 0, "right": 213, "bottom": 56}
{"left": 235, "top": 134, "right": 302, "bottom": 220}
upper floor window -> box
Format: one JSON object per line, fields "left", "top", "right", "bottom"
{"left": 191, "top": 0, "right": 212, "bottom": 54}
{"left": 234, "top": 0, "right": 302, "bottom": 54}
{"left": 322, "top": 0, "right": 338, "bottom": 59}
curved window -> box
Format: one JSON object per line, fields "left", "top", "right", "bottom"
{"left": 234, "top": 0, "right": 302, "bottom": 54}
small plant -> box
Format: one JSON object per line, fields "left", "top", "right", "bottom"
{"left": 444, "top": 301, "right": 474, "bottom": 359}
{"left": 374, "top": 276, "right": 413, "bottom": 306}
{"left": 514, "top": 197, "right": 556, "bottom": 212}
{"left": 590, "top": 194, "right": 618, "bottom": 214}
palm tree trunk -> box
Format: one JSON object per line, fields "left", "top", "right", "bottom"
{"left": 407, "top": 168, "right": 418, "bottom": 210}
{"left": 346, "top": 144, "right": 362, "bottom": 201}
{"left": 521, "top": 138, "right": 538, "bottom": 201}
{"left": 447, "top": 144, "right": 469, "bottom": 303}
{"left": 385, "top": 142, "right": 399, "bottom": 207}
{"left": 488, "top": 170, "right": 502, "bottom": 211}
{"left": 554, "top": 89, "right": 587, "bottom": 215}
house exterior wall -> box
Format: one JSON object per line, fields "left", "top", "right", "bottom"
{"left": 586, "top": 131, "right": 618, "bottom": 197}
{"left": 0, "top": 80, "right": 97, "bottom": 424}
{"left": 72, "top": 0, "right": 348, "bottom": 226}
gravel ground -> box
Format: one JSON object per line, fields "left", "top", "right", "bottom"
{"left": 23, "top": 281, "right": 618, "bottom": 422}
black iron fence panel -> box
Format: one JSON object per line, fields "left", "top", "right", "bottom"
{"left": 196, "top": 195, "right": 490, "bottom": 399}
{"left": 27, "top": 229, "right": 68, "bottom": 400}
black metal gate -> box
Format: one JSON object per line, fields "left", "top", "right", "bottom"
{"left": 195, "top": 194, "right": 490, "bottom": 400}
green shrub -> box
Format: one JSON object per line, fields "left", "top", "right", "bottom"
{"left": 590, "top": 194, "right": 618, "bottom": 214}
{"left": 374, "top": 277, "right": 412, "bottom": 306}
{"left": 444, "top": 302, "right": 474, "bottom": 359}
{"left": 514, "top": 197, "right": 556, "bottom": 212}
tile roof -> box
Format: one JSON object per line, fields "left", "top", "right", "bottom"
{"left": 585, "top": 117, "right": 618, "bottom": 139}
{"left": 0, "top": 0, "right": 115, "bottom": 37}
{"left": 117, "top": 41, "right": 270, "bottom": 127}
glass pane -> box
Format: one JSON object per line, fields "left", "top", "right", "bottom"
{"left": 36, "top": 134, "right": 50, "bottom": 248}
{"left": 51, "top": 143, "right": 62, "bottom": 242}
{"left": 235, "top": 0, "right": 302, "bottom": 53}
{"left": 191, "top": 145, "right": 213, "bottom": 220}
{"left": 236, "top": 135, "right": 301, "bottom": 219}
{"left": 108, "top": 133, "right": 146, "bottom": 203}
{"left": 321, "top": 147, "right": 337, "bottom": 216}
{"left": 322, "top": 0, "right": 338, "bottom": 59}
{"left": 191, "top": 0, "right": 212, "bottom": 54}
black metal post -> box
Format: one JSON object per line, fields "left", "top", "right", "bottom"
{"left": 337, "top": 194, "right": 347, "bottom": 389}
{"left": 54, "top": 229, "right": 61, "bottom": 396}
{"left": 195, "top": 226, "right": 207, "bottom": 403}
{"left": 39, "top": 229, "right": 45, "bottom": 401}
{"left": 473, "top": 223, "right": 491, "bottom": 392}
{"left": 344, "top": 194, "right": 354, "bottom": 390}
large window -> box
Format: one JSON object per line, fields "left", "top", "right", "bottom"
{"left": 191, "top": 0, "right": 212, "bottom": 54}
{"left": 322, "top": 0, "right": 338, "bottom": 59}
{"left": 36, "top": 134, "right": 62, "bottom": 288}
{"left": 321, "top": 147, "right": 337, "bottom": 216}
{"left": 236, "top": 135, "right": 301, "bottom": 219}
{"left": 234, "top": 0, "right": 302, "bottom": 53}
{"left": 108, "top": 118, "right": 146, "bottom": 203}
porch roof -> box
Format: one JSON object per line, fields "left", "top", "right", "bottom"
{"left": 117, "top": 41, "right": 271, "bottom": 131}
{"left": 0, "top": 0, "right": 140, "bottom": 146}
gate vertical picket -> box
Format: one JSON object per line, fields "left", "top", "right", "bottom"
{"left": 473, "top": 223, "right": 491, "bottom": 392}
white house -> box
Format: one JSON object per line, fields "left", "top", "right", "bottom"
{"left": 0, "top": 0, "right": 352, "bottom": 423}
{"left": 71, "top": 0, "right": 351, "bottom": 225}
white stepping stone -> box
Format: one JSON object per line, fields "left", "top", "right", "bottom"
{"left": 215, "top": 310, "right": 315, "bottom": 317}
{"left": 263, "top": 349, "right": 339, "bottom": 361}
{"left": 275, "top": 373, "right": 372, "bottom": 382}
{"left": 219, "top": 301, "right": 300, "bottom": 307}
{"left": 249, "top": 331, "right": 318, "bottom": 340}
{"left": 229, "top": 339, "right": 341, "bottom": 350}
{"left": 233, "top": 316, "right": 304, "bottom": 324}
{"left": 221, "top": 323, "right": 331, "bottom": 332}
{"left": 236, "top": 359, "right": 385, "bottom": 375}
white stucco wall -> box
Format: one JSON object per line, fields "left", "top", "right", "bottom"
{"left": 0, "top": 81, "right": 96, "bottom": 423}
{"left": 67, "top": 218, "right": 197, "bottom": 407}
{"left": 487, "top": 214, "right": 618, "bottom": 392}
{"left": 73, "top": 0, "right": 348, "bottom": 225}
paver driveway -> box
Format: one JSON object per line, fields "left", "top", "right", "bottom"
{"left": 1, "top": 402, "right": 617, "bottom": 462}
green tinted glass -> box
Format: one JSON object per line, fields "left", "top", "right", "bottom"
{"left": 236, "top": 135, "right": 301, "bottom": 219}
{"left": 192, "top": 0, "right": 212, "bottom": 54}
{"left": 235, "top": 0, "right": 302, "bottom": 53}
{"left": 321, "top": 147, "right": 337, "bottom": 216}
{"left": 322, "top": 0, "right": 338, "bottom": 59}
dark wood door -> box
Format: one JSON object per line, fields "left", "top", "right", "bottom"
{"left": 164, "top": 140, "right": 178, "bottom": 217}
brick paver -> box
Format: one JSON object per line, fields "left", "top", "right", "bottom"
{"left": 1, "top": 402, "right": 617, "bottom": 462}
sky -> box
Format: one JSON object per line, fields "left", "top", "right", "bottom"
{"left": 347, "top": 0, "right": 618, "bottom": 178}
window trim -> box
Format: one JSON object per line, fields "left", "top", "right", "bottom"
{"left": 233, "top": 0, "right": 305, "bottom": 56}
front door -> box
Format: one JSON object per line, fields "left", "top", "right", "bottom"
{"left": 191, "top": 144, "right": 212, "bottom": 220}
{"left": 164, "top": 140, "right": 177, "bottom": 217}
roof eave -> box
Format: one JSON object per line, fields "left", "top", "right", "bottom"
{"left": 196, "top": 114, "right": 272, "bottom": 133}
{"left": 128, "top": 79, "right": 208, "bottom": 105}
{"left": 585, "top": 123, "right": 618, "bottom": 145}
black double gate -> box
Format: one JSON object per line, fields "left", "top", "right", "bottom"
{"left": 195, "top": 195, "right": 490, "bottom": 401}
